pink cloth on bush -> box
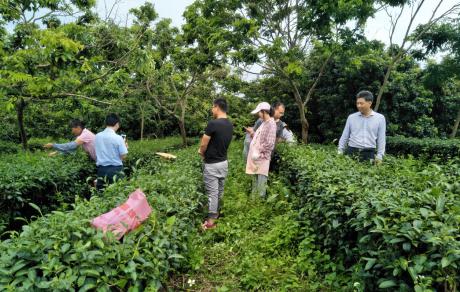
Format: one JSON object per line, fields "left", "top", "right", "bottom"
{"left": 91, "top": 189, "right": 152, "bottom": 239}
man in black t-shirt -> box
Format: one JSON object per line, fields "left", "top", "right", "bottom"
{"left": 198, "top": 98, "right": 233, "bottom": 230}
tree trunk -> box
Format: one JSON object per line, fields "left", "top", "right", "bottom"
{"left": 375, "top": 63, "right": 394, "bottom": 112}
{"left": 178, "top": 119, "right": 187, "bottom": 146}
{"left": 298, "top": 102, "right": 309, "bottom": 144}
{"left": 296, "top": 55, "right": 330, "bottom": 144}
{"left": 178, "top": 100, "right": 188, "bottom": 146}
{"left": 16, "top": 98, "right": 28, "bottom": 150}
{"left": 291, "top": 89, "right": 309, "bottom": 144}
{"left": 139, "top": 104, "right": 145, "bottom": 141}
{"left": 450, "top": 106, "right": 460, "bottom": 138}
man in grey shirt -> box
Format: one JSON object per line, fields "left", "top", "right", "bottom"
{"left": 338, "top": 91, "right": 386, "bottom": 163}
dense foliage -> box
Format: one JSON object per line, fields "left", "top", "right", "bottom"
{"left": 387, "top": 136, "right": 460, "bottom": 160}
{"left": 0, "top": 151, "right": 94, "bottom": 234}
{"left": 1, "top": 0, "right": 459, "bottom": 147}
{"left": 278, "top": 145, "right": 460, "bottom": 291}
{"left": 0, "top": 141, "right": 19, "bottom": 154}
{"left": 0, "top": 137, "right": 185, "bottom": 235}
{"left": 0, "top": 141, "right": 206, "bottom": 291}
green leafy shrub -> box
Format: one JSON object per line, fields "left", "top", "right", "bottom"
{"left": 387, "top": 136, "right": 460, "bottom": 160}
{"left": 278, "top": 145, "right": 460, "bottom": 291}
{"left": 26, "top": 137, "right": 65, "bottom": 152}
{"left": 0, "top": 141, "right": 19, "bottom": 154}
{"left": 0, "top": 137, "right": 185, "bottom": 234}
{"left": 0, "top": 144, "right": 206, "bottom": 291}
{"left": 0, "top": 151, "right": 94, "bottom": 234}
{"left": 124, "top": 137, "right": 193, "bottom": 173}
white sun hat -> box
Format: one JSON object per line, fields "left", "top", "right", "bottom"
{"left": 250, "top": 102, "right": 271, "bottom": 114}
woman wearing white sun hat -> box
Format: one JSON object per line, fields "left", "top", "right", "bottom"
{"left": 246, "top": 102, "right": 277, "bottom": 198}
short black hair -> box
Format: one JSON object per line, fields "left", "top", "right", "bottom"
{"left": 213, "top": 98, "right": 228, "bottom": 113}
{"left": 105, "top": 113, "right": 120, "bottom": 127}
{"left": 272, "top": 101, "right": 285, "bottom": 109}
{"left": 356, "top": 90, "right": 374, "bottom": 102}
{"left": 70, "top": 119, "right": 85, "bottom": 129}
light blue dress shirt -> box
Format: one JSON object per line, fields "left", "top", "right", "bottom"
{"left": 338, "top": 111, "right": 386, "bottom": 159}
{"left": 95, "top": 128, "right": 128, "bottom": 166}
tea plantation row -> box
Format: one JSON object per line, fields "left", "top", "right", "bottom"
{"left": 0, "top": 137, "right": 184, "bottom": 235}
{"left": 0, "top": 141, "right": 206, "bottom": 291}
{"left": 386, "top": 136, "right": 460, "bottom": 160}
{"left": 278, "top": 145, "right": 460, "bottom": 291}
{"left": 0, "top": 152, "right": 94, "bottom": 234}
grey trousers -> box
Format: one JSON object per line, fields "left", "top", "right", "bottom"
{"left": 203, "top": 160, "right": 229, "bottom": 219}
{"left": 243, "top": 138, "right": 251, "bottom": 162}
{"left": 252, "top": 174, "right": 268, "bottom": 198}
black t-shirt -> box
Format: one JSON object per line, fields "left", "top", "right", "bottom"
{"left": 204, "top": 118, "right": 233, "bottom": 164}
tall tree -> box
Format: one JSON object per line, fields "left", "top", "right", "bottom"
{"left": 183, "top": 0, "right": 404, "bottom": 143}
{"left": 126, "top": 3, "right": 226, "bottom": 146}
{"left": 0, "top": 0, "right": 96, "bottom": 149}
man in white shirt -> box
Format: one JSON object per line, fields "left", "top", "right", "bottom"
{"left": 338, "top": 91, "right": 386, "bottom": 163}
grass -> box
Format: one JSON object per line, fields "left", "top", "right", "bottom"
{"left": 167, "top": 143, "right": 333, "bottom": 291}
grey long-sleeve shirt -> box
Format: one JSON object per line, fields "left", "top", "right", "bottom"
{"left": 338, "top": 111, "right": 386, "bottom": 159}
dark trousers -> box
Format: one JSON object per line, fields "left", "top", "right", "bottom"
{"left": 96, "top": 165, "right": 125, "bottom": 191}
{"left": 269, "top": 151, "right": 280, "bottom": 172}
{"left": 346, "top": 147, "right": 376, "bottom": 162}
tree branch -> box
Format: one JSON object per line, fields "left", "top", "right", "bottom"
{"left": 399, "top": 0, "right": 426, "bottom": 51}
{"left": 57, "top": 93, "right": 112, "bottom": 105}
{"left": 238, "top": 66, "right": 263, "bottom": 75}
{"left": 386, "top": 5, "right": 404, "bottom": 47}
{"left": 404, "top": 1, "right": 460, "bottom": 54}
{"left": 145, "top": 78, "right": 178, "bottom": 119}
{"left": 303, "top": 54, "right": 331, "bottom": 107}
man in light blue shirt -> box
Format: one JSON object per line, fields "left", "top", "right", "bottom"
{"left": 95, "top": 113, "right": 128, "bottom": 190}
{"left": 338, "top": 91, "right": 386, "bottom": 163}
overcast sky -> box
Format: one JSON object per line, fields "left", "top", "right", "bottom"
{"left": 95, "top": 0, "right": 195, "bottom": 27}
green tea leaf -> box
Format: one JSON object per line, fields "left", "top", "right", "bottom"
{"left": 28, "top": 202, "right": 43, "bottom": 217}
{"left": 364, "top": 258, "right": 377, "bottom": 271}
{"left": 389, "top": 238, "right": 405, "bottom": 244}
{"left": 402, "top": 242, "right": 411, "bottom": 251}
{"left": 419, "top": 208, "right": 430, "bottom": 218}
{"left": 61, "top": 243, "right": 71, "bottom": 253}
{"left": 79, "top": 283, "right": 96, "bottom": 292}
{"left": 408, "top": 267, "right": 417, "bottom": 281}
{"left": 436, "top": 195, "right": 446, "bottom": 214}
{"left": 441, "top": 257, "right": 450, "bottom": 268}
{"left": 379, "top": 280, "right": 397, "bottom": 288}
{"left": 168, "top": 254, "right": 185, "bottom": 260}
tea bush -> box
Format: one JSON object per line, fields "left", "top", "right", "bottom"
{"left": 0, "top": 141, "right": 19, "bottom": 154}
{"left": 278, "top": 145, "right": 460, "bottom": 291}
{"left": 387, "top": 136, "right": 460, "bottom": 160}
{"left": 123, "top": 137, "right": 191, "bottom": 173}
{"left": 0, "top": 137, "right": 184, "bottom": 235}
{"left": 27, "top": 137, "right": 66, "bottom": 152}
{"left": 0, "top": 151, "right": 94, "bottom": 234}
{"left": 0, "top": 144, "right": 206, "bottom": 291}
